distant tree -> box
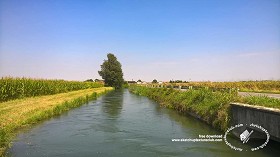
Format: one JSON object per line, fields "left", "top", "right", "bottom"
{"left": 98, "top": 53, "right": 124, "bottom": 89}
{"left": 127, "top": 80, "right": 136, "bottom": 84}
{"left": 152, "top": 79, "right": 158, "bottom": 83}
{"left": 85, "top": 79, "right": 93, "bottom": 82}
{"left": 175, "top": 80, "right": 183, "bottom": 83}
{"left": 137, "top": 79, "right": 142, "bottom": 82}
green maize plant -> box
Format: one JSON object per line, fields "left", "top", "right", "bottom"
{"left": 0, "top": 77, "right": 103, "bottom": 102}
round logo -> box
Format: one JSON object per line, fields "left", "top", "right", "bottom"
{"left": 224, "top": 123, "right": 270, "bottom": 151}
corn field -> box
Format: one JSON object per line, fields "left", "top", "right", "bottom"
{"left": 166, "top": 80, "right": 280, "bottom": 93}
{"left": 0, "top": 77, "right": 103, "bottom": 102}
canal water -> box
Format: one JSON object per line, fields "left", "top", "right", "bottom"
{"left": 7, "top": 90, "right": 279, "bottom": 157}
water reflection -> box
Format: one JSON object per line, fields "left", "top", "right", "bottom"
{"left": 101, "top": 89, "right": 124, "bottom": 118}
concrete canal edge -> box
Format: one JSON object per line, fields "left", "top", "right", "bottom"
{"left": 230, "top": 103, "right": 280, "bottom": 142}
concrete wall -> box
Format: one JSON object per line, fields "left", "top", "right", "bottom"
{"left": 230, "top": 103, "right": 280, "bottom": 142}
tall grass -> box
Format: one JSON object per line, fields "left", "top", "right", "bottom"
{"left": 0, "top": 77, "right": 103, "bottom": 102}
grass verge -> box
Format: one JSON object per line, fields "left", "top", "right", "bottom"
{"left": 242, "top": 95, "right": 280, "bottom": 109}
{"left": 0, "top": 87, "right": 113, "bottom": 156}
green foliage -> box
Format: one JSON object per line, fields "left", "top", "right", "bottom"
{"left": 98, "top": 53, "right": 124, "bottom": 89}
{"left": 85, "top": 79, "right": 94, "bottom": 82}
{"left": 241, "top": 96, "right": 280, "bottom": 109}
{"left": 152, "top": 79, "right": 158, "bottom": 83}
{"left": 0, "top": 77, "right": 103, "bottom": 102}
{"left": 122, "top": 81, "right": 129, "bottom": 88}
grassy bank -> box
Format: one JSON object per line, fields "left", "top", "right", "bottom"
{"left": 129, "top": 86, "right": 280, "bottom": 133}
{"left": 0, "top": 77, "right": 103, "bottom": 102}
{"left": 0, "top": 87, "right": 113, "bottom": 156}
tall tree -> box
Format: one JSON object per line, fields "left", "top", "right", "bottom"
{"left": 152, "top": 79, "right": 158, "bottom": 83}
{"left": 98, "top": 53, "right": 124, "bottom": 89}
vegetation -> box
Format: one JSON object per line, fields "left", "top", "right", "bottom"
{"left": 166, "top": 80, "right": 280, "bottom": 93}
{"left": 98, "top": 53, "right": 124, "bottom": 89}
{"left": 0, "top": 77, "right": 103, "bottom": 102}
{"left": 129, "top": 86, "right": 280, "bottom": 133}
{"left": 84, "top": 79, "right": 94, "bottom": 82}
{"left": 129, "top": 86, "right": 236, "bottom": 132}
{"left": 242, "top": 95, "right": 280, "bottom": 109}
{"left": 169, "top": 80, "right": 188, "bottom": 83}
{"left": 0, "top": 87, "right": 113, "bottom": 156}
{"left": 152, "top": 79, "right": 158, "bottom": 83}
{"left": 123, "top": 81, "right": 129, "bottom": 88}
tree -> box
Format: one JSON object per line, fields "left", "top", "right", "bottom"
{"left": 152, "top": 79, "right": 158, "bottom": 83}
{"left": 98, "top": 53, "right": 124, "bottom": 89}
{"left": 85, "top": 79, "right": 93, "bottom": 82}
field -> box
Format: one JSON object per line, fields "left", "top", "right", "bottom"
{"left": 0, "top": 87, "right": 113, "bottom": 156}
{"left": 163, "top": 80, "right": 280, "bottom": 93}
{"left": 0, "top": 77, "right": 103, "bottom": 102}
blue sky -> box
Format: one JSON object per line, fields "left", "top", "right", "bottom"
{"left": 0, "top": 0, "right": 279, "bottom": 81}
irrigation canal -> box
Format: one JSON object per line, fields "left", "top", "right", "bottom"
{"left": 7, "top": 89, "right": 280, "bottom": 157}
